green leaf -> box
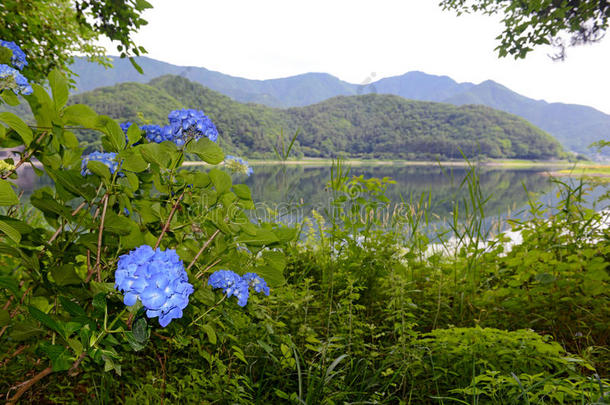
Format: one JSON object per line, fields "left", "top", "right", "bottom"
{"left": 126, "top": 331, "right": 147, "bottom": 351}
{"left": 24, "top": 84, "right": 54, "bottom": 128}
{"left": 233, "top": 184, "right": 252, "bottom": 200}
{"left": 0, "top": 179, "right": 19, "bottom": 206}
{"left": 201, "top": 324, "right": 217, "bottom": 344}
{"left": 0, "top": 219, "right": 21, "bottom": 243}
{"left": 132, "top": 317, "right": 149, "bottom": 343}
{"left": 87, "top": 160, "right": 111, "bottom": 181}
{"left": 256, "top": 265, "right": 285, "bottom": 287}
{"left": 0, "top": 308, "right": 10, "bottom": 326}
{"left": 48, "top": 69, "right": 69, "bottom": 110}
{"left": 29, "top": 306, "right": 64, "bottom": 337}
{"left": 140, "top": 142, "right": 177, "bottom": 168}
{"left": 1, "top": 90, "right": 20, "bottom": 106}
{"left": 126, "top": 122, "right": 141, "bottom": 145}
{"left": 47, "top": 168, "right": 96, "bottom": 201}
{"left": 104, "top": 212, "right": 136, "bottom": 235}
{"left": 0, "top": 275, "right": 20, "bottom": 296}
{"left": 209, "top": 168, "right": 232, "bottom": 195}
{"left": 96, "top": 115, "right": 125, "bottom": 151}
{"left": 39, "top": 343, "right": 72, "bottom": 372}
{"left": 185, "top": 137, "right": 224, "bottom": 164}
{"left": 59, "top": 297, "right": 87, "bottom": 318}
{"left": 62, "top": 104, "right": 99, "bottom": 128}
{"left": 118, "top": 148, "right": 148, "bottom": 172}
{"left": 51, "top": 264, "right": 82, "bottom": 286}
{"left": 0, "top": 111, "right": 33, "bottom": 145}
{"left": 236, "top": 229, "right": 279, "bottom": 246}
{"left": 10, "top": 321, "right": 45, "bottom": 341}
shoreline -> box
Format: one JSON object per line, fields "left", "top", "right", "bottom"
{"left": 184, "top": 158, "right": 610, "bottom": 170}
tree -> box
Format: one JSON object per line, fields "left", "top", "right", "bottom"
{"left": 439, "top": 0, "right": 610, "bottom": 60}
{"left": 0, "top": 0, "right": 151, "bottom": 83}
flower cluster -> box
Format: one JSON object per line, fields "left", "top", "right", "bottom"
{"left": 120, "top": 121, "right": 133, "bottom": 134}
{"left": 165, "top": 109, "right": 219, "bottom": 146}
{"left": 207, "top": 270, "right": 269, "bottom": 307}
{"left": 242, "top": 272, "right": 270, "bottom": 295}
{"left": 115, "top": 246, "right": 194, "bottom": 327}
{"left": 0, "top": 64, "right": 32, "bottom": 96}
{"left": 0, "top": 40, "right": 31, "bottom": 96}
{"left": 224, "top": 155, "right": 253, "bottom": 176}
{"left": 142, "top": 124, "right": 169, "bottom": 143}
{"left": 0, "top": 40, "right": 27, "bottom": 70}
{"left": 81, "top": 151, "right": 123, "bottom": 177}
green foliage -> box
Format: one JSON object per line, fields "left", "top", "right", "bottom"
{"left": 67, "top": 75, "right": 565, "bottom": 160}
{"left": 0, "top": 68, "right": 292, "bottom": 403}
{"left": 440, "top": 0, "right": 610, "bottom": 60}
{"left": 0, "top": 0, "right": 151, "bottom": 83}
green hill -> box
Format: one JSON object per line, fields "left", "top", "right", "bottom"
{"left": 69, "top": 75, "right": 565, "bottom": 160}
{"left": 70, "top": 57, "right": 610, "bottom": 157}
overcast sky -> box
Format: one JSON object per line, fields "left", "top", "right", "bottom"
{"left": 98, "top": 0, "right": 610, "bottom": 114}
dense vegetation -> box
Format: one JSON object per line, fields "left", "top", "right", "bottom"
{"left": 1, "top": 37, "right": 609, "bottom": 405}
{"left": 69, "top": 75, "right": 565, "bottom": 160}
{"left": 71, "top": 57, "right": 610, "bottom": 157}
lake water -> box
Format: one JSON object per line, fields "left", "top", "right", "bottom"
{"left": 230, "top": 164, "right": 606, "bottom": 228}
{"left": 14, "top": 163, "right": 607, "bottom": 231}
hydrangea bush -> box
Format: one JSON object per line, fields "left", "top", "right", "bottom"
{"left": 0, "top": 40, "right": 292, "bottom": 402}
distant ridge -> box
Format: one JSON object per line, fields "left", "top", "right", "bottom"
{"left": 70, "top": 56, "right": 610, "bottom": 157}
{"left": 69, "top": 75, "right": 564, "bottom": 160}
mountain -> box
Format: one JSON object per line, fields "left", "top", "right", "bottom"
{"left": 69, "top": 75, "right": 564, "bottom": 160}
{"left": 440, "top": 80, "right": 609, "bottom": 156}
{"left": 70, "top": 56, "right": 355, "bottom": 107}
{"left": 70, "top": 57, "right": 610, "bottom": 157}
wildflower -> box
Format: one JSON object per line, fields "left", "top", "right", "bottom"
{"left": 242, "top": 272, "right": 270, "bottom": 295}
{"left": 81, "top": 151, "right": 124, "bottom": 177}
{"left": 115, "top": 245, "right": 194, "bottom": 327}
{"left": 0, "top": 64, "right": 32, "bottom": 95}
{"left": 0, "top": 40, "right": 27, "bottom": 70}
{"left": 224, "top": 155, "right": 253, "bottom": 176}
{"left": 207, "top": 270, "right": 250, "bottom": 307}
{"left": 166, "top": 109, "right": 219, "bottom": 146}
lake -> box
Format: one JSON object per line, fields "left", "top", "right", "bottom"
{"left": 14, "top": 163, "right": 607, "bottom": 232}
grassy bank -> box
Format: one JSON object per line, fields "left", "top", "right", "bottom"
{"left": 3, "top": 163, "right": 608, "bottom": 404}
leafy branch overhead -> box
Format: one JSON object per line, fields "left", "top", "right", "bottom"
{"left": 0, "top": 0, "right": 151, "bottom": 83}
{"left": 439, "top": 0, "right": 610, "bottom": 59}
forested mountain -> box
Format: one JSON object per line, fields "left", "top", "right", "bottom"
{"left": 70, "top": 56, "right": 610, "bottom": 157}
{"left": 69, "top": 75, "right": 564, "bottom": 160}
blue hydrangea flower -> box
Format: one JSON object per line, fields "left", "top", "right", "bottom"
{"left": 120, "top": 121, "right": 132, "bottom": 134}
{"left": 142, "top": 124, "right": 170, "bottom": 143}
{"left": 207, "top": 270, "right": 250, "bottom": 307}
{"left": 0, "top": 40, "right": 27, "bottom": 70}
{"left": 80, "top": 151, "right": 124, "bottom": 177}
{"left": 115, "top": 245, "right": 194, "bottom": 327}
{"left": 224, "top": 155, "right": 254, "bottom": 176}
{"left": 166, "top": 109, "right": 219, "bottom": 146}
{"left": 0, "top": 64, "right": 32, "bottom": 95}
{"left": 242, "top": 272, "right": 270, "bottom": 296}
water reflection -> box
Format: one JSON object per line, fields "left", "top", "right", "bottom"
{"left": 238, "top": 165, "right": 557, "bottom": 226}
{"left": 13, "top": 163, "right": 590, "bottom": 229}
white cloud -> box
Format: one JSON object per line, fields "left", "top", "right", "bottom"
{"left": 97, "top": 0, "right": 610, "bottom": 113}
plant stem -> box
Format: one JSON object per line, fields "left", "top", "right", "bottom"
{"left": 154, "top": 188, "right": 186, "bottom": 249}
{"left": 1, "top": 131, "right": 48, "bottom": 180}
{"left": 186, "top": 229, "right": 220, "bottom": 271}
{"left": 95, "top": 193, "right": 109, "bottom": 282}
